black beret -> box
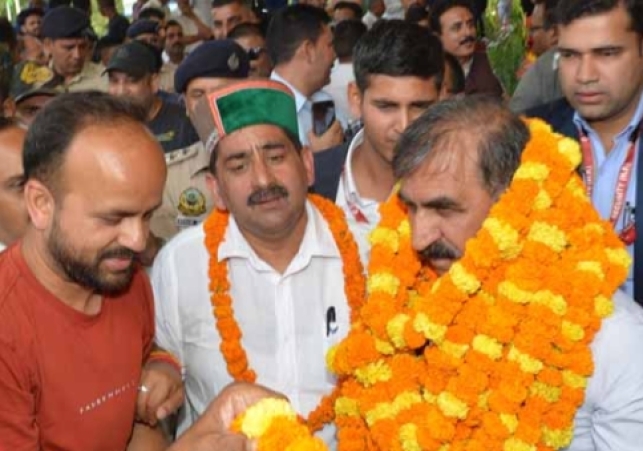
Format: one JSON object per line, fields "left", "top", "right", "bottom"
{"left": 174, "top": 40, "right": 250, "bottom": 93}
{"left": 126, "top": 19, "right": 159, "bottom": 39}
{"left": 41, "top": 6, "right": 90, "bottom": 39}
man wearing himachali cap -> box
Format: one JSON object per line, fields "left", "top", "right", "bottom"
{"left": 151, "top": 79, "right": 361, "bottom": 446}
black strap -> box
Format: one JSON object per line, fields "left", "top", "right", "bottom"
{"left": 634, "top": 138, "right": 643, "bottom": 305}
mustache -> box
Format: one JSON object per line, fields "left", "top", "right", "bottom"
{"left": 100, "top": 247, "right": 138, "bottom": 262}
{"left": 419, "top": 240, "right": 460, "bottom": 262}
{"left": 459, "top": 35, "right": 476, "bottom": 46}
{"left": 247, "top": 184, "right": 289, "bottom": 206}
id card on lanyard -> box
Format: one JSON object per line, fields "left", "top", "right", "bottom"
{"left": 579, "top": 124, "right": 641, "bottom": 245}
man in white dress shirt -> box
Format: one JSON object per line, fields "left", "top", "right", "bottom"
{"left": 151, "top": 80, "right": 360, "bottom": 447}
{"left": 267, "top": 4, "right": 345, "bottom": 151}
{"left": 0, "top": 118, "right": 28, "bottom": 252}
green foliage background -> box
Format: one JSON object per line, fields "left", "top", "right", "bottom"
{"left": 483, "top": 0, "right": 527, "bottom": 96}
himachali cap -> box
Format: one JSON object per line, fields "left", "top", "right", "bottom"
{"left": 174, "top": 40, "right": 250, "bottom": 94}
{"left": 191, "top": 80, "right": 299, "bottom": 153}
{"left": 41, "top": 6, "right": 91, "bottom": 39}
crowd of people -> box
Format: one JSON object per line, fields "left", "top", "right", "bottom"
{"left": 0, "top": 0, "right": 643, "bottom": 449}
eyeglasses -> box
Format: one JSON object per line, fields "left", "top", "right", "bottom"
{"left": 247, "top": 47, "right": 266, "bottom": 61}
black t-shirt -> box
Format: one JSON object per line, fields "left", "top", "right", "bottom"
{"left": 148, "top": 98, "right": 199, "bottom": 153}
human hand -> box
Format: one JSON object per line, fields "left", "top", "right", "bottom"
{"left": 137, "top": 360, "right": 184, "bottom": 426}
{"left": 168, "top": 382, "right": 286, "bottom": 451}
{"left": 308, "top": 120, "right": 344, "bottom": 153}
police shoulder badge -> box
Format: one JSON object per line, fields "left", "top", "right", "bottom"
{"left": 178, "top": 187, "right": 207, "bottom": 217}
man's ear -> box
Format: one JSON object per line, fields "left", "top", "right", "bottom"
{"left": 150, "top": 73, "right": 161, "bottom": 94}
{"left": 301, "top": 39, "right": 316, "bottom": 65}
{"left": 3, "top": 98, "right": 16, "bottom": 119}
{"left": 347, "top": 81, "right": 363, "bottom": 120}
{"left": 205, "top": 171, "right": 228, "bottom": 211}
{"left": 23, "top": 179, "right": 56, "bottom": 231}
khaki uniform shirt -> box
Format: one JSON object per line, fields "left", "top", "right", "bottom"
{"left": 46, "top": 61, "right": 108, "bottom": 92}
{"left": 151, "top": 141, "right": 214, "bottom": 240}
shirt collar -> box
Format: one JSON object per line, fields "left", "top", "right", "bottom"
{"left": 218, "top": 200, "right": 340, "bottom": 270}
{"left": 573, "top": 92, "right": 643, "bottom": 141}
{"left": 342, "top": 129, "right": 365, "bottom": 201}
{"left": 0, "top": 242, "right": 5, "bottom": 253}
{"left": 270, "top": 71, "right": 308, "bottom": 113}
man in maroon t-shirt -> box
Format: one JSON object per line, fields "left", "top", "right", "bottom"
{"left": 0, "top": 92, "right": 181, "bottom": 450}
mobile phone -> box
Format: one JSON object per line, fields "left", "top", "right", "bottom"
{"left": 312, "top": 100, "right": 336, "bottom": 136}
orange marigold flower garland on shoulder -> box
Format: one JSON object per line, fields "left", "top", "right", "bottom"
{"left": 224, "top": 119, "right": 630, "bottom": 451}
{"left": 328, "top": 119, "right": 630, "bottom": 451}
{"left": 204, "top": 193, "right": 366, "bottom": 437}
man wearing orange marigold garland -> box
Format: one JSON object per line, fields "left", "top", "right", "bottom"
{"left": 189, "top": 96, "right": 643, "bottom": 451}
{"left": 151, "top": 80, "right": 363, "bottom": 446}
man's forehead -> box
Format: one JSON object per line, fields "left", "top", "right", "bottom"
{"left": 221, "top": 124, "right": 290, "bottom": 149}
{"left": 441, "top": 7, "right": 473, "bottom": 24}
{"left": 0, "top": 127, "right": 26, "bottom": 156}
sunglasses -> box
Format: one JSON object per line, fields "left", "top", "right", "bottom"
{"left": 247, "top": 47, "right": 266, "bottom": 61}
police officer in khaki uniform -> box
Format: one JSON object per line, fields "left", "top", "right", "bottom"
{"left": 40, "top": 6, "right": 108, "bottom": 92}
{"left": 150, "top": 40, "right": 250, "bottom": 240}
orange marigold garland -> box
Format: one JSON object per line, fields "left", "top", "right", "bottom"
{"left": 329, "top": 119, "right": 630, "bottom": 451}
{"left": 227, "top": 119, "right": 630, "bottom": 451}
{"left": 204, "top": 193, "right": 365, "bottom": 434}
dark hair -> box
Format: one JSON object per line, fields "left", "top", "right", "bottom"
{"left": 165, "top": 19, "right": 183, "bottom": 30}
{"left": 429, "top": 0, "right": 475, "bottom": 34}
{"left": 17, "top": 7, "right": 45, "bottom": 28}
{"left": 138, "top": 7, "right": 165, "bottom": 21}
{"left": 24, "top": 91, "right": 147, "bottom": 190}
{"left": 333, "top": 1, "right": 364, "bottom": 19}
{"left": 556, "top": 0, "right": 643, "bottom": 35}
{"left": 393, "top": 95, "right": 529, "bottom": 197}
{"left": 443, "top": 52, "right": 465, "bottom": 94}
{"left": 208, "top": 127, "right": 302, "bottom": 173}
{"left": 405, "top": 4, "right": 429, "bottom": 24}
{"left": 48, "top": 0, "right": 72, "bottom": 8}
{"left": 533, "top": 0, "right": 560, "bottom": 29}
{"left": 0, "top": 16, "right": 17, "bottom": 50}
{"left": 266, "top": 4, "right": 330, "bottom": 66}
{"left": 353, "top": 20, "right": 445, "bottom": 91}
{"left": 228, "top": 22, "right": 264, "bottom": 40}
{"left": 97, "top": 0, "right": 116, "bottom": 9}
{"left": 333, "top": 19, "right": 366, "bottom": 60}
{"left": 212, "top": 0, "right": 245, "bottom": 8}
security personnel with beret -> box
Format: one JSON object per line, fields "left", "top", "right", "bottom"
{"left": 40, "top": 6, "right": 108, "bottom": 92}
{"left": 150, "top": 39, "right": 250, "bottom": 242}
{"left": 126, "top": 19, "right": 162, "bottom": 49}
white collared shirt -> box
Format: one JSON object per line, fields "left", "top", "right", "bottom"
{"left": 0, "top": 242, "right": 5, "bottom": 253}
{"left": 566, "top": 289, "right": 643, "bottom": 450}
{"left": 335, "top": 129, "right": 381, "bottom": 266}
{"left": 270, "top": 71, "right": 342, "bottom": 146}
{"left": 152, "top": 201, "right": 348, "bottom": 447}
